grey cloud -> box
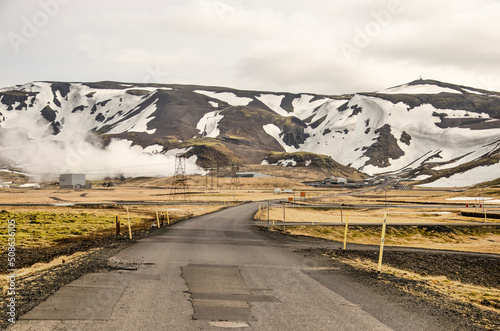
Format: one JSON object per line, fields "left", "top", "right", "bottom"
{"left": 0, "top": 0, "right": 499, "bottom": 94}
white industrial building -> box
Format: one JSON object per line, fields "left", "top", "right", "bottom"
{"left": 59, "top": 173, "right": 91, "bottom": 189}
{"left": 331, "top": 176, "right": 347, "bottom": 185}
{"left": 235, "top": 172, "right": 272, "bottom": 178}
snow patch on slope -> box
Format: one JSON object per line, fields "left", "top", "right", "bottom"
{"left": 264, "top": 158, "right": 298, "bottom": 167}
{"left": 433, "top": 108, "right": 490, "bottom": 119}
{"left": 256, "top": 94, "right": 287, "bottom": 116}
{"left": 106, "top": 100, "right": 157, "bottom": 134}
{"left": 197, "top": 110, "right": 224, "bottom": 138}
{"left": 291, "top": 95, "right": 329, "bottom": 120}
{"left": 256, "top": 94, "right": 330, "bottom": 120}
{"left": 463, "top": 88, "right": 485, "bottom": 95}
{"left": 435, "top": 140, "right": 500, "bottom": 171}
{"left": 144, "top": 144, "right": 164, "bottom": 154}
{"left": 263, "top": 124, "right": 294, "bottom": 151}
{"left": 194, "top": 90, "right": 252, "bottom": 106}
{"left": 277, "top": 159, "right": 297, "bottom": 167}
{"left": 418, "top": 162, "right": 500, "bottom": 187}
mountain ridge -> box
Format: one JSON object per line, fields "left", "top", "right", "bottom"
{"left": 0, "top": 79, "right": 499, "bottom": 186}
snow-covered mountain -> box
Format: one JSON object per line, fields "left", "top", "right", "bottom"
{"left": 0, "top": 79, "right": 499, "bottom": 186}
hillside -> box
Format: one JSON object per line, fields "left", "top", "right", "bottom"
{"left": 262, "top": 152, "right": 366, "bottom": 181}
{"left": 0, "top": 79, "right": 499, "bottom": 186}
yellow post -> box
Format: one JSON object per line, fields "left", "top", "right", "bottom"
{"left": 156, "top": 207, "right": 160, "bottom": 228}
{"left": 166, "top": 208, "right": 170, "bottom": 225}
{"left": 267, "top": 201, "right": 270, "bottom": 226}
{"left": 343, "top": 212, "right": 350, "bottom": 250}
{"left": 126, "top": 206, "right": 132, "bottom": 239}
{"left": 377, "top": 213, "right": 387, "bottom": 274}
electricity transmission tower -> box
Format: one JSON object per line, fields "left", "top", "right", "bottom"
{"left": 207, "top": 162, "right": 220, "bottom": 189}
{"left": 170, "top": 153, "right": 190, "bottom": 201}
{"left": 205, "top": 164, "right": 216, "bottom": 190}
{"left": 230, "top": 164, "right": 240, "bottom": 189}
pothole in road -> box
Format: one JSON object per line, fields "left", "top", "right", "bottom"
{"left": 107, "top": 258, "right": 155, "bottom": 270}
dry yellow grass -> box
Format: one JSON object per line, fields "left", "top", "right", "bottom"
{"left": 0, "top": 204, "right": 225, "bottom": 248}
{"left": 285, "top": 225, "right": 500, "bottom": 254}
{"left": 254, "top": 204, "right": 500, "bottom": 254}
{"left": 316, "top": 186, "right": 500, "bottom": 206}
{"left": 254, "top": 205, "right": 495, "bottom": 225}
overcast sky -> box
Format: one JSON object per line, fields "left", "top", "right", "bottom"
{"left": 1, "top": 0, "right": 499, "bottom": 95}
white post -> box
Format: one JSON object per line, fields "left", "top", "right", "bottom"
{"left": 343, "top": 213, "right": 350, "bottom": 251}
{"left": 126, "top": 206, "right": 132, "bottom": 239}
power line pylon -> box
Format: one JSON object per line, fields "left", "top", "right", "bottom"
{"left": 216, "top": 161, "right": 220, "bottom": 189}
{"left": 230, "top": 164, "right": 240, "bottom": 189}
{"left": 170, "top": 153, "right": 190, "bottom": 201}
{"left": 206, "top": 164, "right": 216, "bottom": 190}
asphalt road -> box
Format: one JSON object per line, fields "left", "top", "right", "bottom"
{"left": 10, "top": 202, "right": 474, "bottom": 330}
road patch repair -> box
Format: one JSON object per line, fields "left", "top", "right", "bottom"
{"left": 181, "top": 264, "right": 279, "bottom": 327}
{"left": 18, "top": 272, "right": 129, "bottom": 320}
{"left": 18, "top": 266, "right": 160, "bottom": 321}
